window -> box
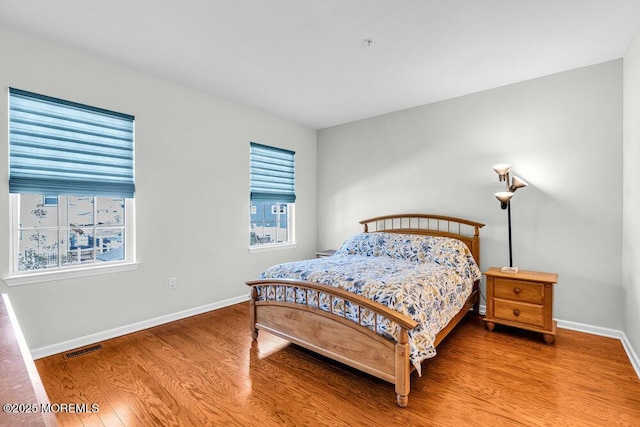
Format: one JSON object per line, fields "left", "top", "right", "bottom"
{"left": 249, "top": 142, "right": 295, "bottom": 249}
{"left": 6, "top": 88, "right": 136, "bottom": 283}
{"left": 16, "top": 195, "right": 129, "bottom": 270}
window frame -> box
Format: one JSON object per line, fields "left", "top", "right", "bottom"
{"left": 4, "top": 194, "right": 137, "bottom": 286}
{"left": 248, "top": 201, "right": 296, "bottom": 253}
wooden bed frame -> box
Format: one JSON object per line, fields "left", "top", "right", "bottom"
{"left": 247, "top": 214, "right": 484, "bottom": 407}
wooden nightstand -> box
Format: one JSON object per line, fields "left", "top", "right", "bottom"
{"left": 315, "top": 249, "right": 336, "bottom": 258}
{"left": 484, "top": 267, "right": 558, "bottom": 344}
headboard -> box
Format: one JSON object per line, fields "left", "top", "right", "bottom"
{"left": 359, "top": 214, "right": 485, "bottom": 265}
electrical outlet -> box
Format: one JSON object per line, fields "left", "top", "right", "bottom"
{"left": 168, "top": 277, "right": 177, "bottom": 290}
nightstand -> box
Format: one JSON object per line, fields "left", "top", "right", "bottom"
{"left": 484, "top": 267, "right": 558, "bottom": 344}
{"left": 315, "top": 249, "right": 336, "bottom": 258}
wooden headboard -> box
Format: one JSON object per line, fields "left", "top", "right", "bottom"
{"left": 359, "top": 214, "right": 485, "bottom": 265}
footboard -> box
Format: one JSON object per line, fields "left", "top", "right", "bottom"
{"left": 246, "top": 279, "right": 418, "bottom": 407}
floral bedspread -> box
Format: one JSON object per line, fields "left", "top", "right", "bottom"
{"left": 256, "top": 232, "right": 482, "bottom": 374}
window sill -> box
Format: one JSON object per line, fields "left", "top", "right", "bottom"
{"left": 3, "top": 262, "right": 140, "bottom": 286}
{"left": 249, "top": 243, "right": 297, "bottom": 254}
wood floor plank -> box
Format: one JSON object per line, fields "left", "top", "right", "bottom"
{"left": 35, "top": 353, "right": 108, "bottom": 427}
{"left": 34, "top": 302, "right": 640, "bottom": 426}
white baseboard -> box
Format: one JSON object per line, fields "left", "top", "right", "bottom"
{"left": 621, "top": 333, "right": 640, "bottom": 380}
{"left": 556, "top": 318, "right": 623, "bottom": 339}
{"left": 30, "top": 294, "right": 250, "bottom": 360}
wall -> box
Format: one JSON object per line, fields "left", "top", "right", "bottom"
{"left": 0, "top": 28, "right": 317, "bottom": 353}
{"left": 318, "top": 60, "right": 623, "bottom": 329}
{"left": 623, "top": 27, "right": 640, "bottom": 364}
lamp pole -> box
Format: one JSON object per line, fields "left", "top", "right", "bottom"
{"left": 507, "top": 202, "right": 513, "bottom": 268}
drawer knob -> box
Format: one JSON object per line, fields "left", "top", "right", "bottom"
{"left": 513, "top": 309, "right": 521, "bottom": 316}
{"left": 513, "top": 287, "right": 521, "bottom": 294}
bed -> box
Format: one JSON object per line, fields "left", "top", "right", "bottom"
{"left": 246, "top": 214, "right": 484, "bottom": 407}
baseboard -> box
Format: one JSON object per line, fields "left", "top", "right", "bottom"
{"left": 621, "top": 332, "right": 640, "bottom": 379}
{"left": 556, "top": 318, "right": 623, "bottom": 339}
{"left": 30, "top": 294, "right": 250, "bottom": 360}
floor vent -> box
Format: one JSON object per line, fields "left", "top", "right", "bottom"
{"left": 65, "top": 344, "right": 103, "bottom": 359}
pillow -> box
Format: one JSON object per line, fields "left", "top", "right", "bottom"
{"left": 335, "top": 232, "right": 481, "bottom": 281}
{"left": 334, "top": 232, "right": 385, "bottom": 257}
{"left": 335, "top": 232, "right": 433, "bottom": 261}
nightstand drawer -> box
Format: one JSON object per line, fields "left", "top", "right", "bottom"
{"left": 494, "top": 278, "right": 544, "bottom": 304}
{"left": 494, "top": 299, "right": 544, "bottom": 328}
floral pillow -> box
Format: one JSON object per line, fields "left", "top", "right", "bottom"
{"left": 334, "top": 232, "right": 383, "bottom": 257}
{"left": 335, "top": 232, "right": 481, "bottom": 281}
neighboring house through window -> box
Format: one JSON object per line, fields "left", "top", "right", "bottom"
{"left": 5, "top": 88, "right": 136, "bottom": 284}
{"left": 249, "top": 142, "right": 295, "bottom": 250}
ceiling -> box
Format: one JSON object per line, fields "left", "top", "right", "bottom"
{"left": 1, "top": 1, "right": 640, "bottom": 129}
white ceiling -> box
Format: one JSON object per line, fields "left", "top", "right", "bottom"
{"left": 1, "top": 1, "right": 640, "bottom": 129}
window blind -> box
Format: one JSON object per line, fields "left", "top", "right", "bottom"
{"left": 250, "top": 142, "right": 296, "bottom": 203}
{"left": 9, "top": 88, "right": 135, "bottom": 198}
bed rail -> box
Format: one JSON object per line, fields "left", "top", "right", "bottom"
{"left": 247, "top": 278, "right": 418, "bottom": 331}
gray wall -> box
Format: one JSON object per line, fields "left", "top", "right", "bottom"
{"left": 623, "top": 28, "right": 640, "bottom": 358}
{"left": 0, "top": 28, "right": 317, "bottom": 351}
{"left": 318, "top": 60, "right": 623, "bottom": 329}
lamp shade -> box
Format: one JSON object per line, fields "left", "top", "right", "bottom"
{"left": 510, "top": 175, "right": 528, "bottom": 192}
{"left": 492, "top": 163, "right": 512, "bottom": 181}
{"left": 495, "top": 191, "right": 513, "bottom": 203}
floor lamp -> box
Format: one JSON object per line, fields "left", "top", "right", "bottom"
{"left": 493, "top": 163, "right": 527, "bottom": 273}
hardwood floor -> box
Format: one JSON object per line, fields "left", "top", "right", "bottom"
{"left": 31, "top": 302, "right": 640, "bottom": 427}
